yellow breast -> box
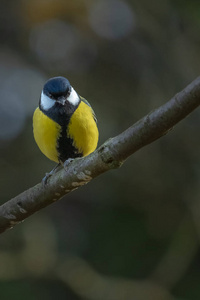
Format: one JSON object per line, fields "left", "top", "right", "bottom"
{"left": 33, "top": 100, "right": 99, "bottom": 163}
{"left": 33, "top": 107, "right": 61, "bottom": 163}
{"left": 67, "top": 101, "right": 99, "bottom": 156}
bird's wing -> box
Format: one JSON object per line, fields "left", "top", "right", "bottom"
{"left": 80, "top": 96, "right": 97, "bottom": 123}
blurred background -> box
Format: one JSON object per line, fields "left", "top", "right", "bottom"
{"left": 0, "top": 0, "right": 200, "bottom": 299}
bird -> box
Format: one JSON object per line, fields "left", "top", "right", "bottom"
{"left": 33, "top": 76, "right": 99, "bottom": 182}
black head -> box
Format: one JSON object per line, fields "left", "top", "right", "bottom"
{"left": 39, "top": 76, "right": 80, "bottom": 124}
{"left": 43, "top": 76, "right": 71, "bottom": 99}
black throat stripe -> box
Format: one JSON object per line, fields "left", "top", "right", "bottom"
{"left": 39, "top": 99, "right": 83, "bottom": 162}
{"left": 57, "top": 123, "right": 83, "bottom": 163}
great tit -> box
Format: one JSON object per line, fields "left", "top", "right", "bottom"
{"left": 33, "top": 76, "right": 99, "bottom": 179}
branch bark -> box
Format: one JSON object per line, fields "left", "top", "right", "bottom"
{"left": 0, "top": 77, "right": 200, "bottom": 234}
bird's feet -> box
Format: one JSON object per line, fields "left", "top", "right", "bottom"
{"left": 63, "top": 158, "right": 74, "bottom": 171}
{"left": 42, "top": 158, "right": 80, "bottom": 185}
{"left": 42, "top": 172, "right": 53, "bottom": 186}
{"left": 42, "top": 163, "right": 61, "bottom": 186}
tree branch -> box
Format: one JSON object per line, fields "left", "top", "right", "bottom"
{"left": 0, "top": 77, "right": 200, "bottom": 234}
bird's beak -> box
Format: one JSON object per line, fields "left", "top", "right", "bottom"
{"left": 57, "top": 97, "right": 66, "bottom": 105}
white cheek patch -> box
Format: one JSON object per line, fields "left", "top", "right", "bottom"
{"left": 40, "top": 91, "right": 55, "bottom": 110}
{"left": 67, "top": 87, "right": 80, "bottom": 106}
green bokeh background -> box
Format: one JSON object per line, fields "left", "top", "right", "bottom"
{"left": 0, "top": 1, "right": 200, "bottom": 299}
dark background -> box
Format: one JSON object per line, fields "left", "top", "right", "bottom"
{"left": 0, "top": 1, "right": 200, "bottom": 299}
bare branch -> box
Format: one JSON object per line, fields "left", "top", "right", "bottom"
{"left": 0, "top": 77, "right": 200, "bottom": 234}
